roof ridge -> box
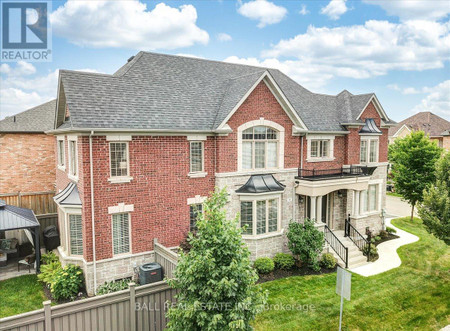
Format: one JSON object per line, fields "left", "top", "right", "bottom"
{"left": 59, "top": 69, "right": 113, "bottom": 78}
{"left": 113, "top": 51, "right": 145, "bottom": 77}
{"left": 228, "top": 70, "right": 266, "bottom": 81}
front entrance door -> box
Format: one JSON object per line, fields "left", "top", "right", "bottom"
{"left": 321, "top": 193, "right": 334, "bottom": 228}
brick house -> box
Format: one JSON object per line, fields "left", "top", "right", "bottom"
{"left": 48, "top": 52, "right": 396, "bottom": 294}
{"left": 0, "top": 100, "right": 57, "bottom": 194}
{"left": 388, "top": 112, "right": 450, "bottom": 150}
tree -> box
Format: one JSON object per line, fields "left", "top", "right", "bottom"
{"left": 286, "top": 219, "right": 324, "bottom": 271}
{"left": 418, "top": 152, "right": 450, "bottom": 244}
{"left": 166, "top": 188, "right": 267, "bottom": 331}
{"left": 389, "top": 131, "right": 442, "bottom": 221}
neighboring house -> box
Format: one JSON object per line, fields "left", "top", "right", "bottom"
{"left": 48, "top": 52, "right": 396, "bottom": 294}
{"left": 0, "top": 100, "right": 57, "bottom": 193}
{"left": 388, "top": 112, "right": 450, "bottom": 149}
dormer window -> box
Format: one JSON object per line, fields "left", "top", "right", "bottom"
{"left": 242, "top": 126, "right": 279, "bottom": 170}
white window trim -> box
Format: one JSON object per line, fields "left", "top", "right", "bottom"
{"left": 240, "top": 193, "right": 282, "bottom": 238}
{"left": 306, "top": 135, "right": 335, "bottom": 162}
{"left": 360, "top": 135, "right": 379, "bottom": 164}
{"left": 57, "top": 136, "right": 66, "bottom": 171}
{"left": 106, "top": 135, "right": 132, "bottom": 142}
{"left": 108, "top": 141, "right": 133, "bottom": 183}
{"left": 358, "top": 179, "right": 383, "bottom": 217}
{"left": 187, "top": 195, "right": 207, "bottom": 205}
{"left": 237, "top": 119, "right": 285, "bottom": 172}
{"left": 111, "top": 212, "right": 132, "bottom": 257}
{"left": 67, "top": 136, "right": 78, "bottom": 182}
{"left": 188, "top": 141, "right": 207, "bottom": 178}
{"left": 108, "top": 203, "right": 134, "bottom": 214}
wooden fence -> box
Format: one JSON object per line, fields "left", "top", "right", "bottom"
{"left": 0, "top": 191, "right": 57, "bottom": 216}
{"left": 0, "top": 242, "right": 180, "bottom": 331}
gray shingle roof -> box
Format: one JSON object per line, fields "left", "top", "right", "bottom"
{"left": 57, "top": 52, "right": 388, "bottom": 132}
{"left": 389, "top": 112, "right": 450, "bottom": 137}
{"left": 0, "top": 99, "right": 56, "bottom": 133}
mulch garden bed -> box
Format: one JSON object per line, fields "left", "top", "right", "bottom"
{"left": 42, "top": 283, "right": 88, "bottom": 304}
{"left": 373, "top": 233, "right": 400, "bottom": 246}
{"left": 257, "top": 265, "right": 337, "bottom": 284}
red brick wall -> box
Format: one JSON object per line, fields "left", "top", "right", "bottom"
{"left": 302, "top": 136, "right": 346, "bottom": 170}
{"left": 76, "top": 136, "right": 216, "bottom": 262}
{"left": 0, "top": 133, "right": 56, "bottom": 193}
{"left": 216, "top": 81, "right": 300, "bottom": 172}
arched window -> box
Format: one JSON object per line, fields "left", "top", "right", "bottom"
{"left": 241, "top": 126, "right": 279, "bottom": 170}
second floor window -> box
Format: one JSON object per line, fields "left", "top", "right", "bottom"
{"left": 57, "top": 139, "right": 65, "bottom": 167}
{"left": 190, "top": 141, "right": 204, "bottom": 173}
{"left": 360, "top": 138, "right": 379, "bottom": 163}
{"left": 310, "top": 140, "right": 330, "bottom": 158}
{"left": 110, "top": 142, "right": 129, "bottom": 177}
{"left": 242, "top": 126, "right": 278, "bottom": 170}
{"left": 69, "top": 140, "right": 77, "bottom": 177}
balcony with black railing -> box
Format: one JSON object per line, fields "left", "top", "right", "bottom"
{"left": 296, "top": 165, "right": 377, "bottom": 181}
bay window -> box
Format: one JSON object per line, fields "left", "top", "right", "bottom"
{"left": 242, "top": 126, "right": 279, "bottom": 170}
{"left": 240, "top": 197, "right": 280, "bottom": 236}
{"left": 69, "top": 214, "right": 83, "bottom": 255}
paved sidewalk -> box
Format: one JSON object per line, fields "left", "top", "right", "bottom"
{"left": 350, "top": 217, "right": 419, "bottom": 277}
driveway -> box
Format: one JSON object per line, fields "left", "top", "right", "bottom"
{"left": 385, "top": 194, "right": 417, "bottom": 218}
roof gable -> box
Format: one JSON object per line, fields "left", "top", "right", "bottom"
{"left": 388, "top": 112, "right": 450, "bottom": 137}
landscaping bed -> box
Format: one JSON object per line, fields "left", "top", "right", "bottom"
{"left": 253, "top": 217, "right": 450, "bottom": 331}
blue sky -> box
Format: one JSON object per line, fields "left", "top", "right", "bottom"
{"left": 1, "top": 0, "right": 449, "bottom": 122}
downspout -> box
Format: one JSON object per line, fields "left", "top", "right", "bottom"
{"left": 89, "top": 131, "right": 97, "bottom": 294}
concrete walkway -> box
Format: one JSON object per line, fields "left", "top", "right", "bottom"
{"left": 350, "top": 217, "right": 419, "bottom": 277}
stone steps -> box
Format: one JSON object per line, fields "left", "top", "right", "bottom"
{"left": 327, "top": 230, "right": 370, "bottom": 269}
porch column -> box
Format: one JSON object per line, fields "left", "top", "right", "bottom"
{"left": 310, "top": 196, "right": 316, "bottom": 221}
{"left": 316, "top": 195, "right": 322, "bottom": 223}
{"left": 354, "top": 190, "right": 360, "bottom": 217}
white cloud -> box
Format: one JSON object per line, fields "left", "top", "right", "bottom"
{"left": 387, "top": 84, "right": 422, "bottom": 95}
{"left": 224, "top": 56, "right": 333, "bottom": 90}
{"left": 0, "top": 63, "right": 100, "bottom": 119}
{"left": 237, "top": 0, "right": 287, "bottom": 28}
{"left": 363, "top": 0, "right": 450, "bottom": 21}
{"left": 299, "top": 4, "right": 309, "bottom": 16}
{"left": 50, "top": 1, "right": 209, "bottom": 50}
{"left": 321, "top": 0, "right": 348, "bottom": 20}
{"left": 217, "top": 33, "right": 232, "bottom": 42}
{"left": 262, "top": 20, "right": 450, "bottom": 79}
{"left": 412, "top": 80, "right": 450, "bottom": 118}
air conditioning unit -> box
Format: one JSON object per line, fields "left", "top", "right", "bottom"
{"left": 139, "top": 262, "right": 163, "bottom": 285}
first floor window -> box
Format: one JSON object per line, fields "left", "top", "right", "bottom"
{"left": 110, "top": 142, "right": 129, "bottom": 177}
{"left": 69, "top": 214, "right": 83, "bottom": 255}
{"left": 310, "top": 140, "right": 329, "bottom": 158}
{"left": 360, "top": 184, "right": 379, "bottom": 213}
{"left": 240, "top": 198, "right": 279, "bottom": 235}
{"left": 112, "top": 213, "right": 130, "bottom": 255}
{"left": 190, "top": 141, "right": 203, "bottom": 173}
{"left": 69, "top": 140, "right": 77, "bottom": 176}
{"left": 58, "top": 139, "right": 65, "bottom": 167}
{"left": 189, "top": 204, "right": 203, "bottom": 232}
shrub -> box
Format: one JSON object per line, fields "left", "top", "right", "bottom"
{"left": 254, "top": 257, "right": 275, "bottom": 274}
{"left": 273, "top": 253, "right": 295, "bottom": 270}
{"left": 97, "top": 279, "right": 130, "bottom": 295}
{"left": 363, "top": 244, "right": 378, "bottom": 261}
{"left": 166, "top": 188, "right": 267, "bottom": 330}
{"left": 37, "top": 261, "right": 62, "bottom": 285}
{"left": 287, "top": 219, "right": 324, "bottom": 271}
{"left": 379, "top": 230, "right": 389, "bottom": 239}
{"left": 374, "top": 236, "right": 381, "bottom": 241}
{"left": 41, "top": 252, "right": 59, "bottom": 265}
{"left": 51, "top": 264, "right": 84, "bottom": 301}
{"left": 320, "top": 253, "right": 337, "bottom": 269}
{"left": 386, "top": 226, "right": 397, "bottom": 234}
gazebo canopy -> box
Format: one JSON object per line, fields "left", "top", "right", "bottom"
{"left": 0, "top": 199, "right": 41, "bottom": 272}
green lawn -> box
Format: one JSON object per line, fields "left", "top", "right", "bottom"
{"left": 0, "top": 275, "right": 47, "bottom": 318}
{"left": 254, "top": 217, "right": 450, "bottom": 331}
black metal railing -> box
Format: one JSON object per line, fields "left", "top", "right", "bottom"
{"left": 297, "top": 165, "right": 376, "bottom": 180}
{"left": 344, "top": 214, "right": 371, "bottom": 262}
{"left": 324, "top": 225, "right": 348, "bottom": 268}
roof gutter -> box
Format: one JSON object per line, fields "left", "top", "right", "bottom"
{"left": 45, "top": 127, "right": 232, "bottom": 135}
{"left": 89, "top": 130, "right": 97, "bottom": 294}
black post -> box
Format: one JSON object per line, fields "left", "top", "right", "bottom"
{"left": 366, "top": 227, "right": 372, "bottom": 262}
{"left": 345, "top": 247, "right": 348, "bottom": 269}
{"left": 34, "top": 226, "right": 41, "bottom": 273}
